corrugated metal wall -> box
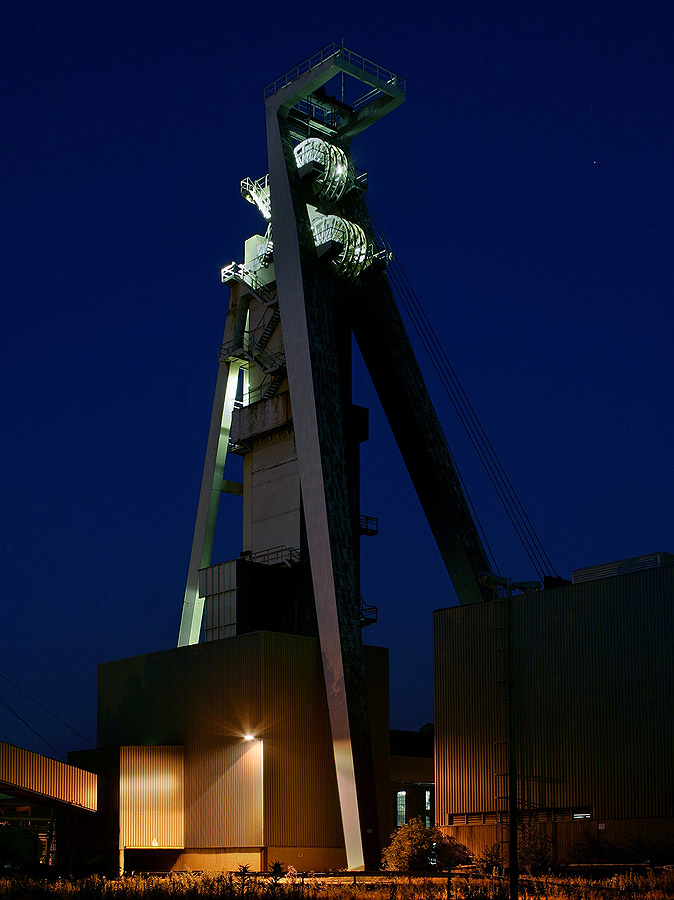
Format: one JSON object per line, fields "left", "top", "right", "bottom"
{"left": 259, "top": 632, "right": 344, "bottom": 849}
{"left": 434, "top": 566, "right": 674, "bottom": 854}
{"left": 201, "top": 561, "right": 237, "bottom": 641}
{"left": 186, "top": 739, "right": 262, "bottom": 848}
{"left": 0, "top": 741, "right": 97, "bottom": 811}
{"left": 513, "top": 567, "right": 674, "bottom": 820}
{"left": 97, "top": 630, "right": 373, "bottom": 853}
{"left": 434, "top": 601, "right": 501, "bottom": 821}
{"left": 120, "top": 746, "right": 184, "bottom": 849}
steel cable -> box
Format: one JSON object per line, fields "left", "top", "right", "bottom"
{"left": 388, "top": 260, "right": 549, "bottom": 581}
{"left": 0, "top": 695, "right": 66, "bottom": 762}
{"left": 0, "top": 671, "right": 94, "bottom": 747}
{"left": 367, "top": 203, "right": 557, "bottom": 580}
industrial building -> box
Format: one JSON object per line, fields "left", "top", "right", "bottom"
{"left": 66, "top": 635, "right": 389, "bottom": 873}
{"left": 434, "top": 554, "right": 674, "bottom": 865}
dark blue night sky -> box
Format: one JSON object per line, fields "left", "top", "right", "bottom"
{"left": 2, "top": 1, "right": 673, "bottom": 758}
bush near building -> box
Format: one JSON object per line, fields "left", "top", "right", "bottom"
{"left": 381, "top": 816, "right": 471, "bottom": 871}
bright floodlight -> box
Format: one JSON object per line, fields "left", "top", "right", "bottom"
{"left": 243, "top": 733, "right": 255, "bottom": 741}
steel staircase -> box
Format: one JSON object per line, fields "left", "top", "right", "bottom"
{"left": 221, "top": 262, "right": 278, "bottom": 307}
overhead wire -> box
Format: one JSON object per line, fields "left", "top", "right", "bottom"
{"left": 0, "top": 695, "right": 66, "bottom": 762}
{"left": 0, "top": 672, "right": 94, "bottom": 747}
{"left": 367, "top": 202, "right": 557, "bottom": 581}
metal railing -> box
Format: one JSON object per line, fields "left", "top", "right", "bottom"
{"left": 264, "top": 43, "right": 406, "bottom": 100}
{"left": 240, "top": 175, "right": 271, "bottom": 220}
{"left": 219, "top": 340, "right": 285, "bottom": 375}
{"left": 360, "top": 599, "right": 378, "bottom": 626}
{"left": 241, "top": 174, "right": 270, "bottom": 196}
{"left": 294, "top": 97, "right": 339, "bottom": 128}
{"left": 354, "top": 169, "right": 369, "bottom": 192}
{"left": 341, "top": 47, "right": 406, "bottom": 93}
{"left": 250, "top": 545, "right": 300, "bottom": 566}
{"left": 264, "top": 43, "right": 342, "bottom": 98}
{"left": 221, "top": 261, "right": 278, "bottom": 306}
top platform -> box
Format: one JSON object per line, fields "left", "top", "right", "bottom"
{"left": 264, "top": 42, "right": 405, "bottom": 139}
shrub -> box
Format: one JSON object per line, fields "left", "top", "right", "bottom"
{"left": 517, "top": 823, "right": 552, "bottom": 875}
{"left": 474, "top": 843, "right": 503, "bottom": 876}
{"left": 381, "top": 817, "right": 471, "bottom": 872}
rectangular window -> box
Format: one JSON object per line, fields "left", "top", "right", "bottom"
{"left": 396, "top": 790, "right": 406, "bottom": 827}
{"left": 425, "top": 789, "right": 431, "bottom": 811}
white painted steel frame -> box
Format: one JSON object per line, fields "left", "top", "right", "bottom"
{"left": 178, "top": 359, "right": 241, "bottom": 647}
{"left": 265, "top": 58, "right": 366, "bottom": 872}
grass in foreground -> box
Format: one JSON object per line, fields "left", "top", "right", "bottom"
{"left": 0, "top": 871, "right": 673, "bottom": 900}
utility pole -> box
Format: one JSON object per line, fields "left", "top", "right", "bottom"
{"left": 479, "top": 573, "right": 539, "bottom": 899}
{"left": 507, "top": 584, "right": 518, "bottom": 900}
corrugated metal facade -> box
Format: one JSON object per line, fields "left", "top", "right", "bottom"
{"left": 434, "top": 566, "right": 674, "bottom": 858}
{"left": 96, "top": 631, "right": 385, "bottom": 865}
{"left": 187, "top": 736, "right": 263, "bottom": 848}
{"left": 572, "top": 552, "right": 674, "bottom": 583}
{"left": 201, "top": 561, "right": 237, "bottom": 641}
{"left": 434, "top": 601, "right": 502, "bottom": 821}
{"left": 257, "top": 632, "right": 344, "bottom": 851}
{"left": 119, "top": 746, "right": 184, "bottom": 848}
{"left": 0, "top": 741, "right": 97, "bottom": 811}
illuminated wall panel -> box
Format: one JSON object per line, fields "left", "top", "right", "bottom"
{"left": 119, "top": 745, "right": 184, "bottom": 849}
{"left": 186, "top": 739, "right": 262, "bottom": 849}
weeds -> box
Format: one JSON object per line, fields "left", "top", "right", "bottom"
{"left": 0, "top": 871, "right": 673, "bottom": 900}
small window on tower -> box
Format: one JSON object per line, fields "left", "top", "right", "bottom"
{"left": 425, "top": 789, "right": 431, "bottom": 811}
{"left": 396, "top": 790, "right": 406, "bottom": 827}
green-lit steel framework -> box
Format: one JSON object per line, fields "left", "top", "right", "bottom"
{"left": 178, "top": 44, "right": 491, "bottom": 870}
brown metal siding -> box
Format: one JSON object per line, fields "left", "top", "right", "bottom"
{"left": 187, "top": 740, "right": 262, "bottom": 848}
{"left": 435, "top": 566, "right": 674, "bottom": 835}
{"left": 98, "top": 632, "right": 264, "bottom": 749}
{"left": 434, "top": 601, "right": 502, "bottom": 822}
{"left": 260, "top": 632, "right": 343, "bottom": 849}
{"left": 98, "top": 631, "right": 350, "bottom": 853}
{"left": 389, "top": 755, "right": 433, "bottom": 784}
{"left": 513, "top": 567, "right": 674, "bottom": 820}
{"left": 0, "top": 741, "right": 97, "bottom": 811}
{"left": 119, "top": 746, "right": 184, "bottom": 849}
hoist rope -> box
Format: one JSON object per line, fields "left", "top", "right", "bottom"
{"left": 367, "top": 203, "right": 558, "bottom": 581}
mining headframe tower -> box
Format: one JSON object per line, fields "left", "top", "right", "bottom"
{"left": 175, "top": 43, "right": 492, "bottom": 871}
